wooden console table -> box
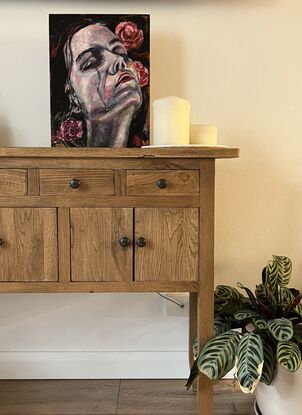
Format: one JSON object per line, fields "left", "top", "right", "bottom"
{"left": 0, "top": 146, "right": 239, "bottom": 415}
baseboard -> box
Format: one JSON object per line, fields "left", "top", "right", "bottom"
{"left": 0, "top": 351, "right": 191, "bottom": 379}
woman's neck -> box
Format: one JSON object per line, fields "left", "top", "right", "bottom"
{"left": 86, "top": 106, "right": 136, "bottom": 147}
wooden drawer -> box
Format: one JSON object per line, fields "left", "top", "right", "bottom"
{"left": 40, "top": 169, "right": 115, "bottom": 196}
{"left": 0, "top": 169, "right": 27, "bottom": 196}
{"left": 126, "top": 170, "right": 199, "bottom": 195}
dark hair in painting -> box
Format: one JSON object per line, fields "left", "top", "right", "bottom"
{"left": 49, "top": 14, "right": 150, "bottom": 147}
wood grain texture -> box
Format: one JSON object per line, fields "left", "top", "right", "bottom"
{"left": 0, "top": 195, "right": 200, "bottom": 208}
{"left": 0, "top": 281, "right": 199, "bottom": 293}
{"left": 0, "top": 169, "right": 27, "bottom": 195}
{"left": 0, "top": 379, "right": 255, "bottom": 415}
{"left": 58, "top": 208, "right": 70, "bottom": 283}
{"left": 0, "top": 146, "right": 239, "bottom": 159}
{"left": 70, "top": 208, "right": 133, "bottom": 282}
{"left": 115, "top": 169, "right": 127, "bottom": 195}
{"left": 197, "top": 160, "right": 216, "bottom": 415}
{"left": 40, "top": 169, "right": 115, "bottom": 196}
{"left": 135, "top": 208, "right": 199, "bottom": 282}
{"left": 0, "top": 208, "right": 57, "bottom": 282}
{"left": 27, "top": 168, "right": 40, "bottom": 195}
{"left": 127, "top": 170, "right": 199, "bottom": 196}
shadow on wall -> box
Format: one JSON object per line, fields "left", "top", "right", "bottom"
{"left": 0, "top": 116, "right": 13, "bottom": 146}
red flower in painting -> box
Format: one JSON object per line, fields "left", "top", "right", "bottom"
{"left": 59, "top": 119, "right": 83, "bottom": 141}
{"left": 52, "top": 119, "right": 84, "bottom": 147}
{"left": 133, "top": 61, "right": 149, "bottom": 87}
{"left": 115, "top": 21, "right": 144, "bottom": 50}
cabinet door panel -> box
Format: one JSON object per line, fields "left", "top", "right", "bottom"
{"left": 0, "top": 208, "right": 58, "bottom": 281}
{"left": 135, "top": 208, "right": 199, "bottom": 282}
{"left": 71, "top": 208, "right": 133, "bottom": 282}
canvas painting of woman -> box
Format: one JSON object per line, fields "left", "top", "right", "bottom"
{"left": 49, "top": 14, "right": 150, "bottom": 147}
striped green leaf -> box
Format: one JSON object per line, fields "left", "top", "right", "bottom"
{"left": 235, "top": 333, "right": 264, "bottom": 394}
{"left": 273, "top": 255, "right": 292, "bottom": 287}
{"left": 214, "top": 316, "right": 232, "bottom": 336}
{"left": 186, "top": 358, "right": 199, "bottom": 389}
{"left": 294, "top": 304, "right": 302, "bottom": 317}
{"left": 268, "top": 318, "right": 294, "bottom": 341}
{"left": 255, "top": 284, "right": 278, "bottom": 313}
{"left": 264, "top": 260, "right": 278, "bottom": 294}
{"left": 215, "top": 285, "right": 243, "bottom": 301}
{"left": 197, "top": 330, "right": 241, "bottom": 380}
{"left": 234, "top": 309, "right": 260, "bottom": 321}
{"left": 260, "top": 339, "right": 276, "bottom": 385}
{"left": 277, "top": 341, "right": 301, "bottom": 372}
{"left": 253, "top": 318, "right": 268, "bottom": 330}
{"left": 281, "top": 287, "right": 295, "bottom": 312}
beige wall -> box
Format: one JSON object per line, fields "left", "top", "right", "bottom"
{"left": 0, "top": 0, "right": 301, "bottom": 377}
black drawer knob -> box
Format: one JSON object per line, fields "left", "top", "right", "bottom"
{"left": 70, "top": 178, "right": 80, "bottom": 189}
{"left": 119, "top": 237, "right": 130, "bottom": 248}
{"left": 157, "top": 179, "right": 167, "bottom": 189}
{"left": 0, "top": 238, "right": 3, "bottom": 246}
{"left": 136, "top": 237, "right": 147, "bottom": 248}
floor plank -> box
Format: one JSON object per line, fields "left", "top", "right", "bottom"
{"left": 0, "top": 379, "right": 255, "bottom": 415}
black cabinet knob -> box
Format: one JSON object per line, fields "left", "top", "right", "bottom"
{"left": 70, "top": 178, "right": 80, "bottom": 189}
{"left": 136, "top": 237, "right": 147, "bottom": 248}
{"left": 119, "top": 237, "right": 130, "bottom": 248}
{"left": 0, "top": 238, "right": 3, "bottom": 246}
{"left": 157, "top": 178, "right": 167, "bottom": 189}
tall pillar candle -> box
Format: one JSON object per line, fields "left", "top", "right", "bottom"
{"left": 190, "top": 124, "right": 218, "bottom": 145}
{"left": 152, "top": 96, "right": 190, "bottom": 145}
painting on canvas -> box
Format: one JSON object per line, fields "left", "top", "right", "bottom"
{"left": 49, "top": 14, "right": 150, "bottom": 147}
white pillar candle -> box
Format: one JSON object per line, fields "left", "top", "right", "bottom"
{"left": 190, "top": 124, "right": 218, "bottom": 145}
{"left": 152, "top": 96, "right": 190, "bottom": 146}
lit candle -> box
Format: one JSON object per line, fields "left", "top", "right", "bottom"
{"left": 152, "top": 96, "right": 190, "bottom": 145}
{"left": 190, "top": 124, "right": 218, "bottom": 145}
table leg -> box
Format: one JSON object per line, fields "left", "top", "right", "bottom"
{"left": 189, "top": 292, "right": 197, "bottom": 392}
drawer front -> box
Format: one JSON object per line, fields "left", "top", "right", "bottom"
{"left": 0, "top": 169, "right": 27, "bottom": 196}
{"left": 126, "top": 170, "right": 199, "bottom": 195}
{"left": 40, "top": 169, "right": 115, "bottom": 196}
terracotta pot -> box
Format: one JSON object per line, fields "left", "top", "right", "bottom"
{"left": 256, "top": 365, "right": 302, "bottom": 415}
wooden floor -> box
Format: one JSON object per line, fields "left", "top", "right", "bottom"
{"left": 0, "top": 379, "right": 255, "bottom": 415}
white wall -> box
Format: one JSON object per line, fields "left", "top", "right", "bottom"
{"left": 0, "top": 0, "right": 301, "bottom": 378}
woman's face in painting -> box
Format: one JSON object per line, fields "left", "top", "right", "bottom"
{"left": 67, "top": 23, "right": 142, "bottom": 118}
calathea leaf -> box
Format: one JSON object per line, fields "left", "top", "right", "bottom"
{"left": 186, "top": 358, "right": 199, "bottom": 389}
{"left": 253, "top": 318, "right": 268, "bottom": 330}
{"left": 197, "top": 330, "right": 241, "bottom": 380}
{"left": 260, "top": 338, "right": 276, "bottom": 385}
{"left": 214, "top": 316, "right": 232, "bottom": 336}
{"left": 215, "top": 285, "right": 243, "bottom": 301}
{"left": 264, "top": 260, "right": 278, "bottom": 294}
{"left": 255, "top": 284, "right": 278, "bottom": 313}
{"left": 277, "top": 341, "right": 301, "bottom": 372}
{"left": 268, "top": 318, "right": 294, "bottom": 341}
{"left": 237, "top": 283, "right": 258, "bottom": 309}
{"left": 281, "top": 287, "right": 295, "bottom": 313}
{"left": 235, "top": 333, "right": 264, "bottom": 394}
{"left": 214, "top": 297, "right": 228, "bottom": 312}
{"left": 234, "top": 309, "right": 260, "bottom": 321}
{"left": 294, "top": 304, "right": 302, "bottom": 318}
{"left": 273, "top": 255, "right": 292, "bottom": 287}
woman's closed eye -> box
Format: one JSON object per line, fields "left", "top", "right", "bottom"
{"left": 80, "top": 57, "right": 102, "bottom": 72}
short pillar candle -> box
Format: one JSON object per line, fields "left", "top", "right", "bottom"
{"left": 152, "top": 96, "right": 190, "bottom": 145}
{"left": 190, "top": 124, "right": 218, "bottom": 145}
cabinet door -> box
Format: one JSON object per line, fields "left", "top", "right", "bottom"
{"left": 0, "top": 208, "right": 58, "bottom": 282}
{"left": 70, "top": 208, "right": 133, "bottom": 282}
{"left": 135, "top": 208, "right": 199, "bottom": 282}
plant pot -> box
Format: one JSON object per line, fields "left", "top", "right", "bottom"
{"left": 255, "top": 365, "right": 302, "bottom": 415}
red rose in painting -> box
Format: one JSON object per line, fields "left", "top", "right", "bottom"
{"left": 133, "top": 61, "right": 149, "bottom": 87}
{"left": 115, "top": 21, "right": 144, "bottom": 50}
{"left": 59, "top": 119, "right": 83, "bottom": 141}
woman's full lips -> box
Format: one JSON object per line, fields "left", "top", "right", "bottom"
{"left": 116, "top": 72, "right": 136, "bottom": 87}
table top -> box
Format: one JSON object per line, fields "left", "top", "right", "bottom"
{"left": 0, "top": 146, "right": 239, "bottom": 159}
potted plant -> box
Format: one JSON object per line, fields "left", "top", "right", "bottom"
{"left": 187, "top": 255, "right": 302, "bottom": 415}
